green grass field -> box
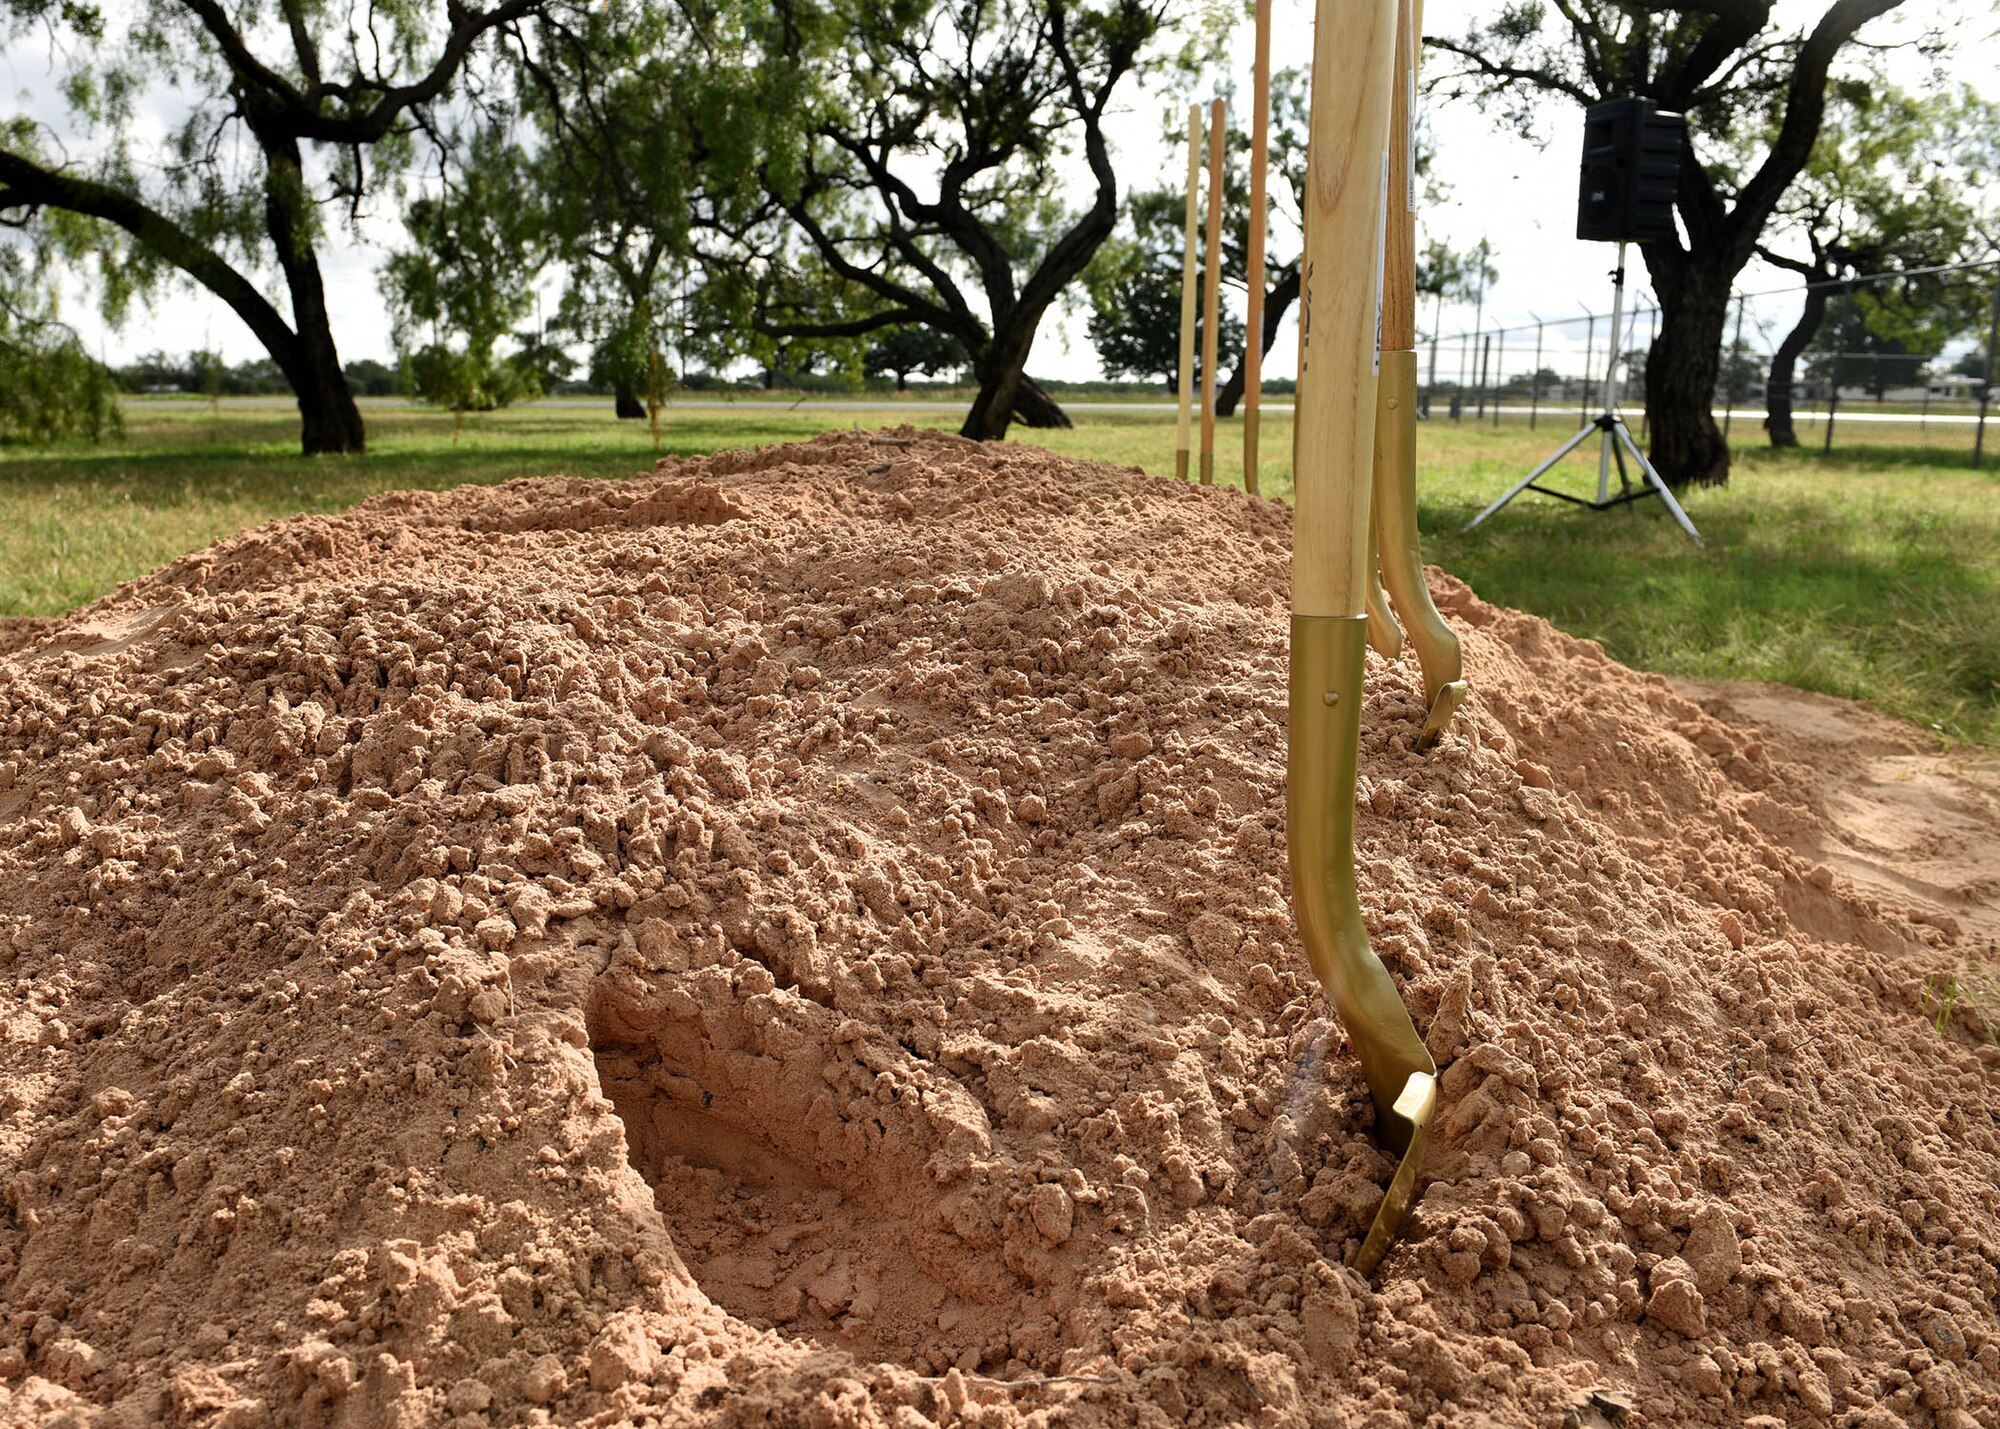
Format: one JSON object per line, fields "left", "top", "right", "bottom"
{"left": 5, "top": 394, "right": 1997, "bottom": 746}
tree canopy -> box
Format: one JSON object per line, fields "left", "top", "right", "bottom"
{"left": 0, "top": 250, "right": 119, "bottom": 444}
{"left": 385, "top": 125, "right": 547, "bottom": 411}
{"left": 865, "top": 326, "right": 969, "bottom": 389}
{"left": 501, "top": 0, "right": 788, "bottom": 415}
{"left": 1754, "top": 81, "right": 1999, "bottom": 442}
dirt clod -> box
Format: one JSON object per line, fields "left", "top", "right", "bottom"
{"left": 0, "top": 427, "right": 1996, "bottom": 1427}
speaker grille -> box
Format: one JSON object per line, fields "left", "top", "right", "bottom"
{"left": 1576, "top": 98, "right": 1684, "bottom": 243}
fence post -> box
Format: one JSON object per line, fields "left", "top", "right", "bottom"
{"left": 1456, "top": 331, "right": 1469, "bottom": 421}
{"left": 1637, "top": 305, "right": 1650, "bottom": 442}
{"left": 1493, "top": 329, "right": 1506, "bottom": 427}
{"left": 1530, "top": 319, "right": 1544, "bottom": 430}
{"left": 1722, "top": 294, "right": 1744, "bottom": 440}
{"left": 1580, "top": 310, "right": 1596, "bottom": 425}
{"left": 1977, "top": 277, "right": 2000, "bottom": 470}
{"left": 1477, "top": 334, "right": 1492, "bottom": 419}
{"left": 1640, "top": 303, "right": 1658, "bottom": 441}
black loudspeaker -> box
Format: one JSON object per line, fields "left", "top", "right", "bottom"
{"left": 1575, "top": 98, "right": 1684, "bottom": 243}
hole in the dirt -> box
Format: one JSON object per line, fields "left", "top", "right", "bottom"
{"left": 589, "top": 986, "right": 1061, "bottom": 1376}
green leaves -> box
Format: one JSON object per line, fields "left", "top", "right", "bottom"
{"left": 1770, "top": 78, "right": 1998, "bottom": 353}
{"left": 0, "top": 251, "right": 121, "bottom": 444}
{"left": 401, "top": 341, "right": 543, "bottom": 411}
{"left": 2, "top": 0, "right": 580, "bottom": 452}
{"left": 383, "top": 124, "right": 544, "bottom": 409}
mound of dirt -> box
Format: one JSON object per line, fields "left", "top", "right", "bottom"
{"left": 0, "top": 427, "right": 1994, "bottom": 1428}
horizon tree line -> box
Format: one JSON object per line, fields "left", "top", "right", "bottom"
{"left": 1, "top": 0, "right": 1993, "bottom": 476}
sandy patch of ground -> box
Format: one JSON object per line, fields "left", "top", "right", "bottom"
{"left": 1675, "top": 681, "right": 2000, "bottom": 955}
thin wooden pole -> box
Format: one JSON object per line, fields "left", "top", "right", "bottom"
{"left": 1176, "top": 107, "right": 1202, "bottom": 483}
{"left": 1200, "top": 97, "right": 1227, "bottom": 485}
{"left": 1492, "top": 329, "right": 1504, "bottom": 427}
{"left": 1242, "top": 0, "right": 1272, "bottom": 495}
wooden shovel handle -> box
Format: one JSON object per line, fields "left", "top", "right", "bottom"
{"left": 1291, "top": 0, "right": 1400, "bottom": 618}
{"left": 1382, "top": 0, "right": 1420, "bottom": 351}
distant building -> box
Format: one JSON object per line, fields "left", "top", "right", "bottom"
{"left": 1925, "top": 374, "right": 1983, "bottom": 401}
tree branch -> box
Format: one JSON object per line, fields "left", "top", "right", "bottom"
{"left": 767, "top": 171, "right": 969, "bottom": 339}
{"left": 1421, "top": 37, "right": 1595, "bottom": 107}
{"left": 753, "top": 306, "right": 931, "bottom": 340}
{"left": 287, "top": 0, "right": 551, "bottom": 144}
{"left": 0, "top": 149, "right": 300, "bottom": 369}
{"left": 1729, "top": 0, "right": 1904, "bottom": 251}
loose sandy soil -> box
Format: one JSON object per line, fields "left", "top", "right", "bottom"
{"left": 0, "top": 428, "right": 1994, "bottom": 1428}
{"left": 1670, "top": 681, "right": 2000, "bottom": 954}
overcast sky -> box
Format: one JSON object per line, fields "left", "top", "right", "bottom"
{"left": 8, "top": 0, "right": 1983, "bottom": 383}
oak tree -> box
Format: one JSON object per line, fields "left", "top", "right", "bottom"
{"left": 0, "top": 0, "right": 546, "bottom": 453}
{"left": 741, "top": 0, "right": 1172, "bottom": 440}
{"left": 1755, "top": 82, "right": 1997, "bottom": 443}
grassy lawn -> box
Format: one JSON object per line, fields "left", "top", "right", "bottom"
{"left": 5, "top": 394, "right": 1996, "bottom": 746}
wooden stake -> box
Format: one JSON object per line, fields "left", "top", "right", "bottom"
{"left": 1176, "top": 106, "right": 1202, "bottom": 483}
{"left": 1200, "top": 97, "right": 1227, "bottom": 486}
{"left": 1292, "top": 0, "right": 1399, "bottom": 617}
{"left": 1242, "top": 0, "right": 1271, "bottom": 495}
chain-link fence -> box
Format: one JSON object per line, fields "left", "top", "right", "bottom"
{"left": 1417, "top": 258, "right": 2000, "bottom": 468}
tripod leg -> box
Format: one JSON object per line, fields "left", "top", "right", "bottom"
{"left": 1462, "top": 421, "right": 1598, "bottom": 532}
{"left": 1618, "top": 422, "right": 1704, "bottom": 546}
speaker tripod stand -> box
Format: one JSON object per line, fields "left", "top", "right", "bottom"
{"left": 1462, "top": 243, "right": 1703, "bottom": 546}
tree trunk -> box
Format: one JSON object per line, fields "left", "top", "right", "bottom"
{"left": 614, "top": 384, "right": 647, "bottom": 419}
{"left": 895, "top": 371, "right": 909, "bottom": 392}
{"left": 961, "top": 322, "right": 1070, "bottom": 438}
{"left": 1215, "top": 266, "right": 1300, "bottom": 419}
{"left": 263, "top": 137, "right": 364, "bottom": 454}
{"left": 1763, "top": 282, "right": 1829, "bottom": 448}
{"left": 1638, "top": 248, "right": 1732, "bottom": 487}
{"left": 1011, "top": 376, "right": 1071, "bottom": 429}
{"left": 291, "top": 341, "right": 366, "bottom": 454}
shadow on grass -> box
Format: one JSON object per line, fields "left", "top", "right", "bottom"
{"left": 1732, "top": 442, "right": 1997, "bottom": 476}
